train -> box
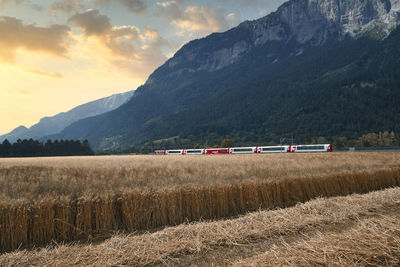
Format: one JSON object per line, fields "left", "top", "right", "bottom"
{"left": 154, "top": 144, "right": 332, "bottom": 155}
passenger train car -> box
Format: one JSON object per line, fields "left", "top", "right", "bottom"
{"left": 290, "top": 144, "right": 332, "bottom": 153}
{"left": 185, "top": 149, "right": 205, "bottom": 155}
{"left": 165, "top": 149, "right": 185, "bottom": 155}
{"left": 258, "top": 146, "right": 291, "bottom": 153}
{"left": 229, "top": 147, "right": 258, "bottom": 154}
{"left": 205, "top": 148, "right": 229, "bottom": 154}
{"left": 155, "top": 144, "right": 332, "bottom": 155}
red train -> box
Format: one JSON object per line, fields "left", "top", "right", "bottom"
{"left": 155, "top": 144, "right": 332, "bottom": 155}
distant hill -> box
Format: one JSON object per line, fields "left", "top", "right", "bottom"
{"left": 1, "top": 126, "right": 29, "bottom": 143}
{"left": 0, "top": 90, "right": 135, "bottom": 143}
{"left": 49, "top": 0, "right": 400, "bottom": 150}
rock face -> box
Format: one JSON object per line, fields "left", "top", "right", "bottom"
{"left": 148, "top": 0, "right": 400, "bottom": 82}
{"left": 0, "top": 90, "right": 135, "bottom": 143}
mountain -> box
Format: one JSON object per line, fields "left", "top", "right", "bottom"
{"left": 1, "top": 126, "right": 29, "bottom": 143}
{"left": 0, "top": 90, "right": 135, "bottom": 143}
{"left": 50, "top": 0, "right": 400, "bottom": 150}
{"left": 148, "top": 0, "right": 399, "bottom": 80}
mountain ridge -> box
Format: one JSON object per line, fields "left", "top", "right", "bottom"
{"left": 48, "top": 0, "right": 400, "bottom": 150}
{"left": 147, "top": 0, "right": 400, "bottom": 84}
{"left": 1, "top": 90, "right": 135, "bottom": 143}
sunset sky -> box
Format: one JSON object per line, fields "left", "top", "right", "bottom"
{"left": 0, "top": 0, "right": 285, "bottom": 135}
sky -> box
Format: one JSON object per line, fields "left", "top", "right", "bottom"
{"left": 0, "top": 0, "right": 286, "bottom": 135}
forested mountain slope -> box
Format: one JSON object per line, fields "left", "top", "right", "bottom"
{"left": 51, "top": 0, "right": 400, "bottom": 150}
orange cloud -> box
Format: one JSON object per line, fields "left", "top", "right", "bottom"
{"left": 155, "top": 1, "right": 241, "bottom": 35}
{"left": 24, "top": 68, "right": 63, "bottom": 78}
{"left": 69, "top": 9, "right": 169, "bottom": 79}
{"left": 7, "top": 87, "right": 30, "bottom": 95}
{"left": 0, "top": 16, "right": 70, "bottom": 63}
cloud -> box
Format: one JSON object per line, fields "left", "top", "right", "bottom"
{"left": 155, "top": 1, "right": 241, "bottom": 36}
{"left": 7, "top": 87, "right": 30, "bottom": 95}
{"left": 118, "top": 0, "right": 146, "bottom": 13}
{"left": 68, "top": 9, "right": 111, "bottom": 36}
{"left": 92, "top": 0, "right": 146, "bottom": 13}
{"left": 68, "top": 9, "right": 169, "bottom": 79}
{"left": 17, "top": 88, "right": 30, "bottom": 95}
{"left": 216, "top": 0, "right": 286, "bottom": 17}
{"left": 0, "top": 0, "right": 43, "bottom": 11}
{"left": 0, "top": 0, "right": 24, "bottom": 7}
{"left": 49, "top": 0, "right": 82, "bottom": 14}
{"left": 24, "top": 68, "right": 63, "bottom": 78}
{"left": 0, "top": 16, "right": 70, "bottom": 63}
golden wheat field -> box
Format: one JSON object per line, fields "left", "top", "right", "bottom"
{"left": 1, "top": 187, "right": 400, "bottom": 266}
{"left": 1, "top": 152, "right": 400, "bottom": 266}
{"left": 1, "top": 152, "right": 399, "bottom": 201}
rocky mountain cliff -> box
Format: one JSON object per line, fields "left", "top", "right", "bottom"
{"left": 50, "top": 0, "right": 400, "bottom": 150}
{"left": 0, "top": 90, "right": 135, "bottom": 143}
{"left": 148, "top": 0, "right": 400, "bottom": 83}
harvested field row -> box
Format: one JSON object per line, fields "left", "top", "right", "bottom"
{"left": 2, "top": 187, "right": 400, "bottom": 266}
{"left": 1, "top": 168, "right": 400, "bottom": 252}
{"left": 1, "top": 153, "right": 399, "bottom": 201}
{"left": 234, "top": 215, "right": 400, "bottom": 266}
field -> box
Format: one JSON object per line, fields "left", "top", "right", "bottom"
{"left": 2, "top": 187, "right": 399, "bottom": 266}
{"left": 0, "top": 152, "right": 400, "bottom": 265}
{"left": 1, "top": 152, "right": 399, "bottom": 201}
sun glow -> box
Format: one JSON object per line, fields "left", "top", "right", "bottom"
{"left": 0, "top": 47, "right": 143, "bottom": 135}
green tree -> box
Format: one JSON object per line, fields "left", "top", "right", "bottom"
{"left": 304, "top": 133, "right": 312, "bottom": 144}
{"left": 221, "top": 139, "right": 233, "bottom": 148}
{"left": 0, "top": 139, "right": 12, "bottom": 156}
{"left": 333, "top": 137, "right": 348, "bottom": 149}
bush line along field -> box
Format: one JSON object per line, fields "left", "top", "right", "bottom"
{"left": 0, "top": 153, "right": 400, "bottom": 252}
{"left": 1, "top": 187, "right": 400, "bottom": 266}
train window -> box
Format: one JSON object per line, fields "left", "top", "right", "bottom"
{"left": 220, "top": 149, "right": 228, "bottom": 153}
{"left": 297, "top": 146, "right": 324, "bottom": 150}
{"left": 186, "top": 150, "right": 202, "bottom": 153}
{"left": 168, "top": 151, "right": 182, "bottom": 154}
{"left": 233, "top": 148, "right": 253, "bottom": 152}
{"left": 262, "top": 147, "right": 284, "bottom": 152}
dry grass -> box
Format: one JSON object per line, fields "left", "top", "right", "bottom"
{"left": 1, "top": 152, "right": 400, "bottom": 253}
{"left": 234, "top": 216, "right": 400, "bottom": 266}
{"left": 1, "top": 187, "right": 399, "bottom": 266}
{"left": 0, "top": 152, "right": 399, "bottom": 201}
{"left": 0, "top": 168, "right": 399, "bottom": 252}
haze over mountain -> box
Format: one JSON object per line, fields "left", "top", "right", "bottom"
{"left": 0, "top": 90, "right": 134, "bottom": 143}
{"left": 49, "top": 0, "right": 400, "bottom": 150}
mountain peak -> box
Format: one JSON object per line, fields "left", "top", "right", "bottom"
{"left": 8, "top": 126, "right": 28, "bottom": 135}
{"left": 148, "top": 0, "right": 400, "bottom": 84}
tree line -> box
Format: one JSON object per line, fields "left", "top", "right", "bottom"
{"left": 333, "top": 131, "right": 400, "bottom": 149}
{"left": 0, "top": 139, "right": 94, "bottom": 157}
{"left": 104, "top": 131, "right": 400, "bottom": 155}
